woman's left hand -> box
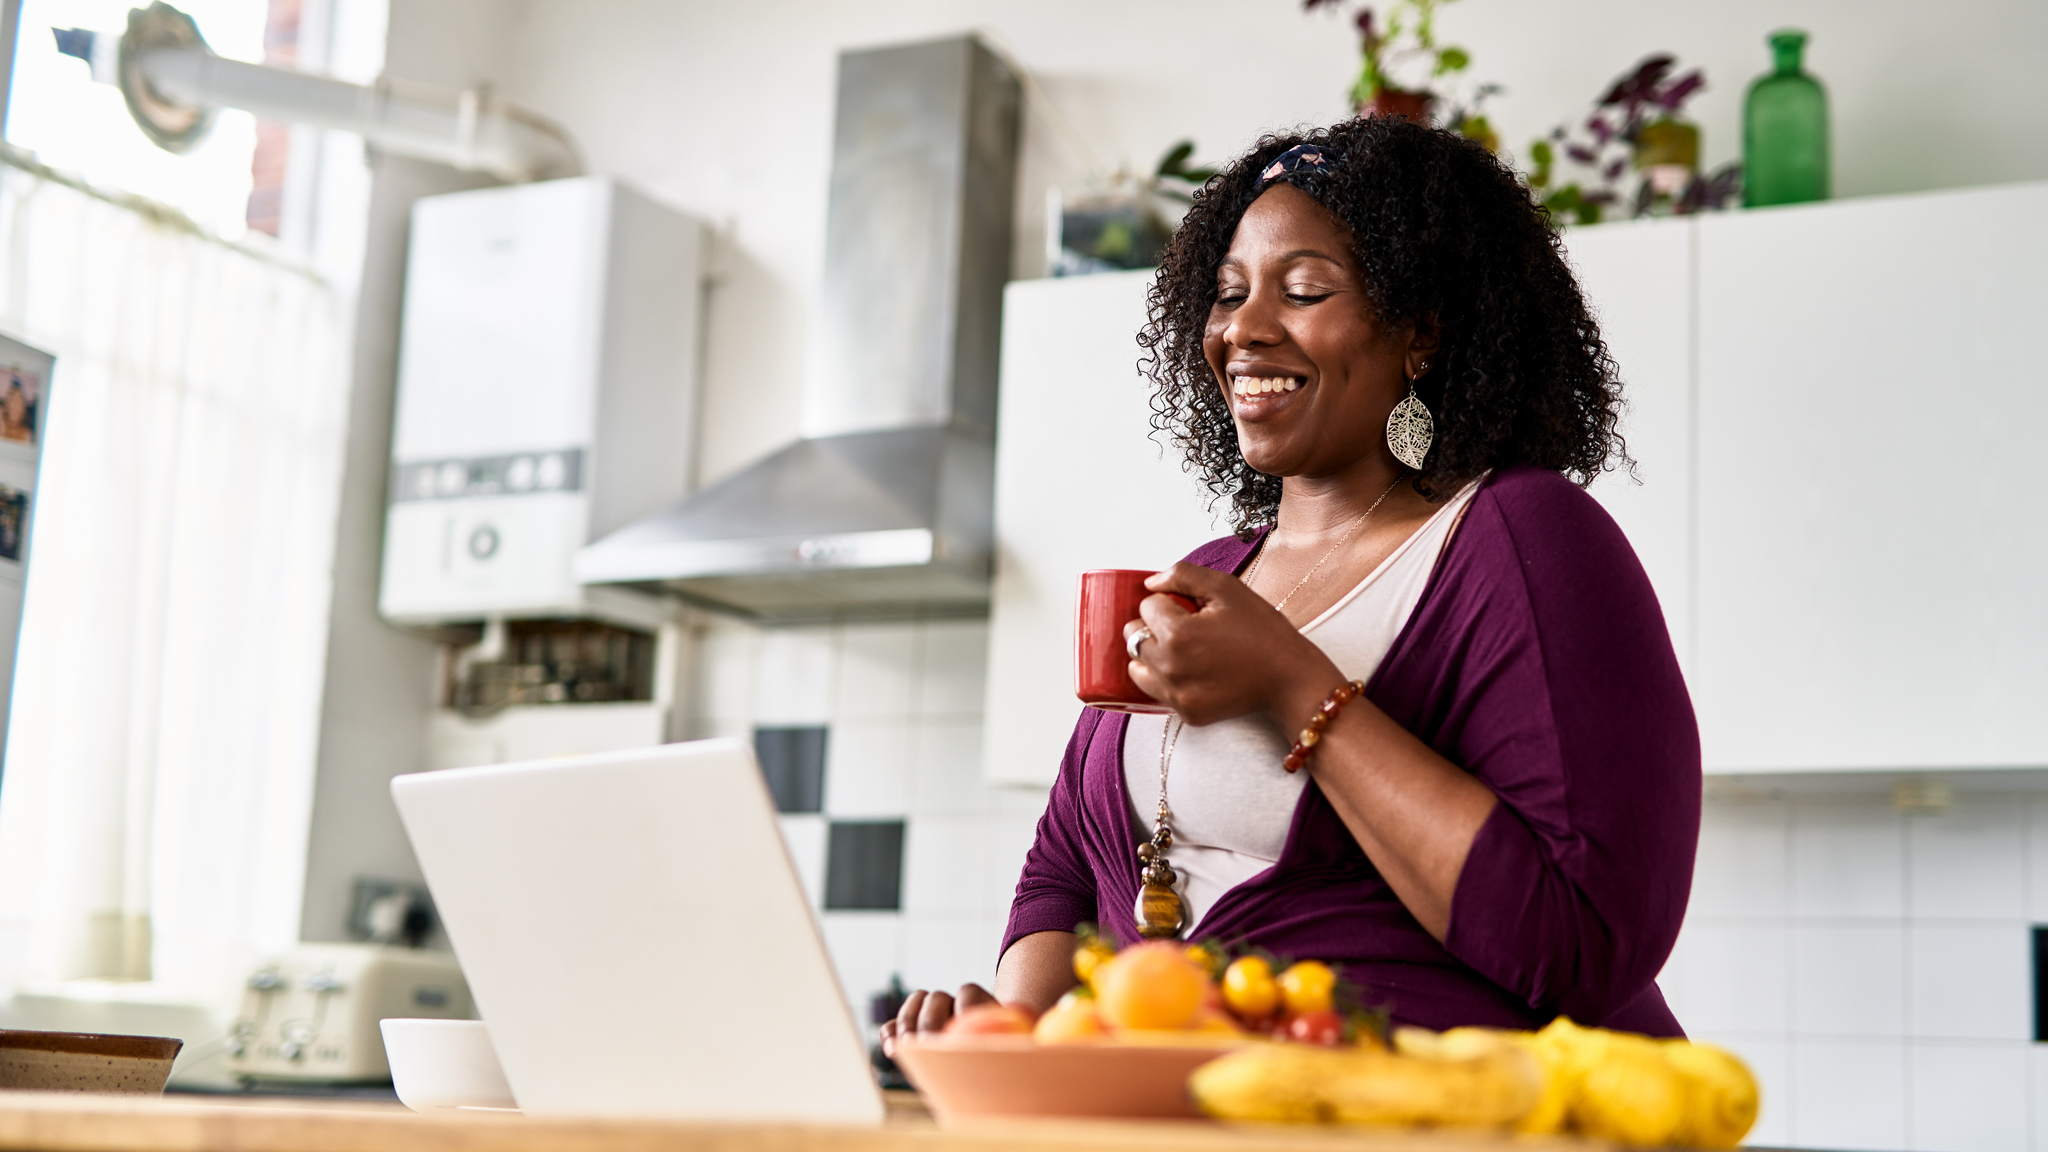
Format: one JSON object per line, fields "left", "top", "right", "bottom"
{"left": 1124, "top": 563, "right": 1343, "bottom": 727}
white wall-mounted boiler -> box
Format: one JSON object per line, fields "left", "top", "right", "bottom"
{"left": 379, "top": 176, "right": 704, "bottom": 626}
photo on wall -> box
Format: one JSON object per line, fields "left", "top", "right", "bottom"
{"left": 0, "top": 365, "right": 39, "bottom": 447}
{"left": 0, "top": 486, "right": 27, "bottom": 563}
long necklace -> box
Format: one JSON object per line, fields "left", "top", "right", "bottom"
{"left": 1131, "top": 473, "right": 1407, "bottom": 939}
{"left": 1134, "top": 717, "right": 1187, "bottom": 939}
{"left": 1243, "top": 472, "right": 1408, "bottom": 612}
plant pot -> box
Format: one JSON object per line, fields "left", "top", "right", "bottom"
{"left": 1053, "top": 192, "right": 1174, "bottom": 275}
{"left": 1634, "top": 119, "right": 1700, "bottom": 199}
{"left": 1634, "top": 119, "right": 1700, "bottom": 172}
{"left": 1363, "top": 88, "right": 1432, "bottom": 124}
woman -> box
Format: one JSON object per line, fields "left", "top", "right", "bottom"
{"left": 884, "top": 116, "right": 1699, "bottom": 1050}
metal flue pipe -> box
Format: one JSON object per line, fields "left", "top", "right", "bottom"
{"left": 139, "top": 49, "right": 581, "bottom": 182}
{"left": 57, "top": 2, "right": 579, "bottom": 183}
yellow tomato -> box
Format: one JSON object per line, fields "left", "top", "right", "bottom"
{"left": 1191, "top": 1007, "right": 1250, "bottom": 1037}
{"left": 1221, "top": 956, "right": 1281, "bottom": 1021}
{"left": 1183, "top": 943, "right": 1223, "bottom": 979}
{"left": 1034, "top": 993, "right": 1109, "bottom": 1045}
{"left": 1073, "top": 938, "right": 1117, "bottom": 989}
{"left": 1277, "top": 960, "right": 1337, "bottom": 1016}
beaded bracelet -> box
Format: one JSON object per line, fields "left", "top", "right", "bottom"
{"left": 1282, "top": 679, "right": 1367, "bottom": 773}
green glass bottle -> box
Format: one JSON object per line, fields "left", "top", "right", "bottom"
{"left": 1743, "top": 30, "right": 1830, "bottom": 207}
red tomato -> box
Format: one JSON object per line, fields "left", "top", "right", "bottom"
{"left": 1284, "top": 1009, "right": 1344, "bottom": 1047}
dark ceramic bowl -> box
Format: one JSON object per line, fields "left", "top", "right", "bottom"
{"left": 0, "top": 1029, "right": 183, "bottom": 1094}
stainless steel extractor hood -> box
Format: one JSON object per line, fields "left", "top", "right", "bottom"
{"left": 573, "top": 34, "right": 1020, "bottom": 622}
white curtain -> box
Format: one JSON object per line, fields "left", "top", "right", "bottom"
{"left": 0, "top": 157, "right": 350, "bottom": 1000}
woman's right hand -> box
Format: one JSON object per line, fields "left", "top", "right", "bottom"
{"left": 1128, "top": 563, "right": 1346, "bottom": 728}
{"left": 878, "top": 983, "right": 994, "bottom": 1058}
{"left": 880, "top": 932, "right": 1080, "bottom": 1057}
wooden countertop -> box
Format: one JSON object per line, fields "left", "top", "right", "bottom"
{"left": 0, "top": 1090, "right": 1600, "bottom": 1152}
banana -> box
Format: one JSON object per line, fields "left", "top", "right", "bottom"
{"left": 1187, "top": 1016, "right": 1759, "bottom": 1148}
{"left": 1504, "top": 1032, "right": 1572, "bottom": 1135}
{"left": 1664, "top": 1040, "right": 1762, "bottom": 1150}
{"left": 1571, "top": 1032, "right": 1687, "bottom": 1145}
{"left": 1191, "top": 1034, "right": 1540, "bottom": 1129}
{"left": 1187, "top": 1044, "right": 1334, "bottom": 1124}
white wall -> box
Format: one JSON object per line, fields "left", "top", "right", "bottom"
{"left": 1441, "top": 0, "right": 2048, "bottom": 199}
{"left": 297, "top": 0, "right": 515, "bottom": 944}
{"left": 491, "top": 0, "right": 1360, "bottom": 488}
{"left": 483, "top": 0, "right": 2048, "bottom": 492}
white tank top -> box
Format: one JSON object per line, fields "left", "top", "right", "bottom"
{"left": 1121, "top": 479, "right": 1483, "bottom": 934}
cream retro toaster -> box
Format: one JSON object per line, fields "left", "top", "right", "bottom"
{"left": 226, "top": 943, "right": 474, "bottom": 1083}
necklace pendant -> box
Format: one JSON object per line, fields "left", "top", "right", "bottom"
{"left": 1140, "top": 715, "right": 1187, "bottom": 940}
{"left": 1135, "top": 879, "right": 1186, "bottom": 940}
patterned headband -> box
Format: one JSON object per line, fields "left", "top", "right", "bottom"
{"left": 1257, "top": 144, "right": 1335, "bottom": 187}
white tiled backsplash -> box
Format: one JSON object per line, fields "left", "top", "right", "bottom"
{"left": 694, "top": 619, "right": 2044, "bottom": 1151}
{"left": 1669, "top": 793, "right": 2048, "bottom": 1152}
{"left": 688, "top": 616, "right": 1046, "bottom": 1027}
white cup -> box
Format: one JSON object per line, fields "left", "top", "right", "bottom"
{"left": 380, "top": 1018, "right": 518, "bottom": 1112}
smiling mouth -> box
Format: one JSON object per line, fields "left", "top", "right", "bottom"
{"left": 1230, "top": 375, "right": 1305, "bottom": 397}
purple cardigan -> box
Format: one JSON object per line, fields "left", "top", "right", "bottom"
{"left": 1001, "top": 467, "right": 1701, "bottom": 1036}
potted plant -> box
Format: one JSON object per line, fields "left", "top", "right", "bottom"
{"left": 1527, "top": 54, "right": 1740, "bottom": 225}
{"left": 1051, "top": 140, "right": 1220, "bottom": 275}
{"left": 1306, "top": 0, "right": 1483, "bottom": 131}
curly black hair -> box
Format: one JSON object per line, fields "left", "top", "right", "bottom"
{"left": 1138, "top": 115, "right": 1629, "bottom": 536}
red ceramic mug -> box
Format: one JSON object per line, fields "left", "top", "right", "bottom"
{"left": 1074, "top": 569, "right": 1196, "bottom": 714}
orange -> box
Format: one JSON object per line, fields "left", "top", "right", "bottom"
{"left": 1221, "top": 956, "right": 1280, "bottom": 1022}
{"left": 1094, "top": 941, "right": 1208, "bottom": 1030}
{"left": 1277, "top": 960, "right": 1336, "bottom": 1016}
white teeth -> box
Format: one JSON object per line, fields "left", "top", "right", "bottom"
{"left": 1231, "top": 376, "right": 1302, "bottom": 396}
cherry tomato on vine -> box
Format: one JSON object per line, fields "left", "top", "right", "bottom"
{"left": 1221, "top": 956, "right": 1280, "bottom": 1022}
{"left": 1278, "top": 960, "right": 1336, "bottom": 1016}
{"left": 1284, "top": 1009, "right": 1344, "bottom": 1047}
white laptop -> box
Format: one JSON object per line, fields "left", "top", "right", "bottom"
{"left": 390, "top": 738, "right": 885, "bottom": 1123}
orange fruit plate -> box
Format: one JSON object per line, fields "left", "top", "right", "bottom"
{"left": 891, "top": 1034, "right": 1250, "bottom": 1123}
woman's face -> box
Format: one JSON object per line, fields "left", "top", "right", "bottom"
{"left": 1202, "top": 184, "right": 1428, "bottom": 480}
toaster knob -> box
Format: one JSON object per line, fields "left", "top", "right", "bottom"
{"left": 299, "top": 972, "right": 345, "bottom": 994}
{"left": 280, "top": 1022, "right": 315, "bottom": 1062}
{"left": 246, "top": 970, "right": 285, "bottom": 992}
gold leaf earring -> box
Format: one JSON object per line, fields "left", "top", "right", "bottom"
{"left": 1386, "top": 362, "right": 1434, "bottom": 470}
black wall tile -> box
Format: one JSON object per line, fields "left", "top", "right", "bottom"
{"left": 825, "top": 820, "right": 906, "bottom": 911}
{"left": 2033, "top": 925, "right": 2048, "bottom": 1042}
{"left": 754, "top": 726, "right": 827, "bottom": 813}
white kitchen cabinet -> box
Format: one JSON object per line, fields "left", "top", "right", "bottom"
{"left": 981, "top": 272, "right": 1227, "bottom": 786}
{"left": 1693, "top": 183, "right": 2048, "bottom": 772}
{"left": 981, "top": 181, "right": 2048, "bottom": 786}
